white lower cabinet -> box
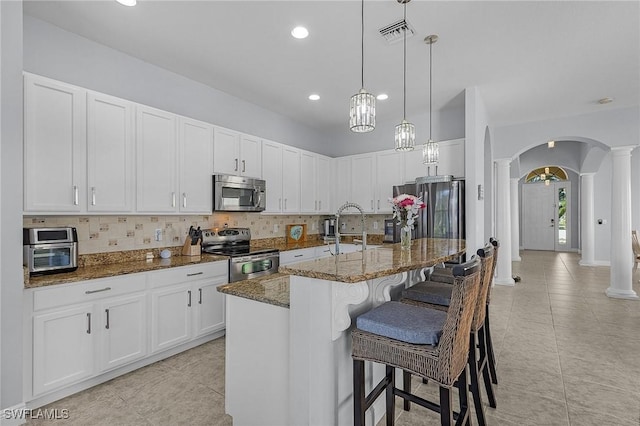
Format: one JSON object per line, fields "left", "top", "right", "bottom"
{"left": 98, "top": 293, "right": 147, "bottom": 372}
{"left": 32, "top": 304, "right": 95, "bottom": 396}
{"left": 149, "top": 262, "right": 227, "bottom": 353}
{"left": 27, "top": 260, "right": 228, "bottom": 401}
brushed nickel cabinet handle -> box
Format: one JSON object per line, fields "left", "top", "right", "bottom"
{"left": 242, "top": 160, "right": 246, "bottom": 173}
{"left": 86, "top": 313, "right": 91, "bottom": 334}
{"left": 187, "top": 290, "right": 192, "bottom": 307}
{"left": 73, "top": 186, "right": 79, "bottom": 206}
{"left": 199, "top": 288, "right": 202, "bottom": 304}
{"left": 171, "top": 192, "right": 176, "bottom": 208}
{"left": 91, "top": 187, "right": 96, "bottom": 206}
{"left": 105, "top": 309, "right": 110, "bottom": 329}
{"left": 235, "top": 158, "right": 238, "bottom": 171}
{"left": 182, "top": 193, "right": 187, "bottom": 208}
{"left": 187, "top": 272, "right": 203, "bottom": 277}
{"left": 85, "top": 287, "right": 112, "bottom": 294}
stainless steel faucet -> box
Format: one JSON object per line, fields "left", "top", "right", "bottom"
{"left": 335, "top": 202, "right": 367, "bottom": 255}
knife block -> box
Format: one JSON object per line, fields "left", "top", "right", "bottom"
{"left": 182, "top": 237, "right": 201, "bottom": 256}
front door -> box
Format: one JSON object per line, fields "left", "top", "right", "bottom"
{"left": 522, "top": 181, "right": 571, "bottom": 251}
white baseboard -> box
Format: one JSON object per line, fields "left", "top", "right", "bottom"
{"left": 1, "top": 402, "right": 27, "bottom": 426}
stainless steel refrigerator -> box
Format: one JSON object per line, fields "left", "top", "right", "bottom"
{"left": 393, "top": 175, "right": 465, "bottom": 242}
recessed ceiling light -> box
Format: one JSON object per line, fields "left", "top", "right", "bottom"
{"left": 377, "top": 94, "right": 389, "bottom": 101}
{"left": 291, "top": 26, "right": 309, "bottom": 39}
{"left": 308, "top": 94, "right": 320, "bottom": 101}
{"left": 598, "top": 97, "right": 614, "bottom": 104}
{"left": 548, "top": 140, "right": 555, "bottom": 148}
{"left": 116, "top": 0, "right": 136, "bottom": 6}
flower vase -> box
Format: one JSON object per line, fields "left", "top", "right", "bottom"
{"left": 400, "top": 224, "right": 412, "bottom": 250}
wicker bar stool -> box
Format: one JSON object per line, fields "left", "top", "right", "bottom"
{"left": 421, "top": 238, "right": 500, "bottom": 386}
{"left": 352, "top": 258, "right": 482, "bottom": 426}
{"left": 401, "top": 244, "right": 496, "bottom": 426}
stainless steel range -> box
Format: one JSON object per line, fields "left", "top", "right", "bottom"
{"left": 201, "top": 227, "right": 279, "bottom": 282}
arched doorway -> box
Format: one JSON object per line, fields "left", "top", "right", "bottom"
{"left": 522, "top": 166, "right": 571, "bottom": 251}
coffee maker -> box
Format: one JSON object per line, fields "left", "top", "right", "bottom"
{"left": 322, "top": 218, "right": 336, "bottom": 238}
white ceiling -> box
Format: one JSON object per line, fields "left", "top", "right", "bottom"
{"left": 23, "top": 0, "right": 640, "bottom": 132}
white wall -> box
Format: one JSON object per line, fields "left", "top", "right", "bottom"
{"left": 324, "top": 106, "right": 465, "bottom": 158}
{"left": 464, "top": 87, "right": 489, "bottom": 254}
{"left": 23, "top": 16, "right": 328, "bottom": 156}
{"left": 1, "top": 0, "right": 24, "bottom": 410}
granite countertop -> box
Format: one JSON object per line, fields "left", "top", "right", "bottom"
{"left": 252, "top": 234, "right": 384, "bottom": 252}
{"left": 217, "top": 273, "right": 290, "bottom": 309}
{"left": 279, "top": 238, "right": 466, "bottom": 283}
{"left": 25, "top": 253, "right": 228, "bottom": 289}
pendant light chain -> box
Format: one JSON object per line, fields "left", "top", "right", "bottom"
{"left": 423, "top": 34, "right": 440, "bottom": 165}
{"left": 429, "top": 39, "right": 432, "bottom": 140}
{"left": 394, "top": 0, "right": 415, "bottom": 151}
{"left": 349, "top": 0, "right": 375, "bottom": 133}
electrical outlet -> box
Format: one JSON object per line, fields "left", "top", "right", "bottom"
{"left": 273, "top": 224, "right": 279, "bottom": 232}
{"left": 155, "top": 229, "right": 162, "bottom": 241}
{"left": 373, "top": 221, "right": 378, "bottom": 230}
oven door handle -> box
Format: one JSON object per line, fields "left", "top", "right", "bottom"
{"left": 253, "top": 187, "right": 262, "bottom": 209}
{"left": 230, "top": 252, "right": 279, "bottom": 263}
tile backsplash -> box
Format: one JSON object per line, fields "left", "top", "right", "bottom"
{"left": 24, "top": 213, "right": 389, "bottom": 255}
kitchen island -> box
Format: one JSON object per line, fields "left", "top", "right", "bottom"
{"left": 218, "top": 238, "right": 465, "bottom": 426}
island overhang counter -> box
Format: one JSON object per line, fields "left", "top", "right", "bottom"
{"left": 218, "top": 238, "right": 465, "bottom": 426}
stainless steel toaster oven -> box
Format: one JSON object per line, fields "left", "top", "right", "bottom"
{"left": 23, "top": 227, "right": 78, "bottom": 275}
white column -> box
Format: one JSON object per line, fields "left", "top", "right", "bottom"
{"left": 607, "top": 147, "right": 638, "bottom": 299}
{"left": 494, "top": 159, "right": 515, "bottom": 286}
{"left": 510, "top": 178, "right": 521, "bottom": 261}
{"left": 579, "top": 173, "right": 596, "bottom": 266}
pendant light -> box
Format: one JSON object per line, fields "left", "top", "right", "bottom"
{"left": 422, "top": 34, "right": 439, "bottom": 166}
{"left": 349, "top": 0, "right": 375, "bottom": 132}
{"left": 394, "top": 0, "right": 415, "bottom": 151}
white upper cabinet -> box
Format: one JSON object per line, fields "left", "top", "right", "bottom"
{"left": 213, "top": 127, "right": 262, "bottom": 178}
{"left": 316, "top": 155, "right": 331, "bottom": 214}
{"left": 299, "top": 150, "right": 317, "bottom": 213}
{"left": 350, "top": 154, "right": 376, "bottom": 213}
{"left": 239, "top": 134, "right": 262, "bottom": 178}
{"left": 375, "top": 150, "right": 404, "bottom": 213}
{"left": 178, "top": 117, "right": 214, "bottom": 214}
{"left": 403, "top": 139, "right": 465, "bottom": 182}
{"left": 136, "top": 105, "right": 178, "bottom": 213}
{"left": 87, "top": 91, "right": 134, "bottom": 212}
{"left": 334, "top": 157, "right": 351, "bottom": 209}
{"left": 437, "top": 139, "right": 465, "bottom": 178}
{"left": 282, "top": 146, "right": 301, "bottom": 213}
{"left": 24, "top": 74, "right": 87, "bottom": 212}
{"left": 261, "top": 140, "right": 284, "bottom": 213}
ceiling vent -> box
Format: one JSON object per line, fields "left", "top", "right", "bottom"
{"left": 379, "top": 19, "right": 415, "bottom": 44}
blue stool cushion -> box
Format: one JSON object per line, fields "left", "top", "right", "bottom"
{"left": 403, "top": 281, "right": 453, "bottom": 307}
{"left": 356, "top": 301, "right": 447, "bottom": 345}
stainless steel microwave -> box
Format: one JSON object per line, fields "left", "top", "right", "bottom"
{"left": 213, "top": 174, "right": 266, "bottom": 212}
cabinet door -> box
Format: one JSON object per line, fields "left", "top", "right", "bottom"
{"left": 299, "top": 151, "right": 317, "bottom": 213}
{"left": 136, "top": 105, "right": 178, "bottom": 212}
{"left": 33, "top": 304, "right": 94, "bottom": 396}
{"left": 351, "top": 154, "right": 376, "bottom": 213}
{"left": 239, "top": 134, "right": 262, "bottom": 178}
{"left": 213, "top": 127, "right": 240, "bottom": 175}
{"left": 99, "top": 293, "right": 147, "bottom": 372}
{"left": 151, "top": 283, "right": 193, "bottom": 353}
{"left": 438, "top": 139, "right": 465, "bottom": 178}
{"left": 24, "top": 74, "right": 86, "bottom": 212}
{"left": 316, "top": 155, "right": 331, "bottom": 214}
{"left": 334, "top": 157, "right": 351, "bottom": 208}
{"left": 87, "top": 92, "right": 134, "bottom": 212}
{"left": 261, "top": 140, "right": 283, "bottom": 213}
{"left": 375, "top": 151, "right": 404, "bottom": 213}
{"left": 179, "top": 118, "right": 214, "bottom": 213}
{"left": 193, "top": 277, "right": 227, "bottom": 337}
{"left": 282, "top": 147, "right": 301, "bottom": 213}
{"left": 403, "top": 149, "right": 428, "bottom": 183}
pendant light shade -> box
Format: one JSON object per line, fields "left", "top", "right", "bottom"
{"left": 395, "top": 120, "right": 416, "bottom": 151}
{"left": 394, "top": 0, "right": 415, "bottom": 151}
{"left": 350, "top": 0, "right": 375, "bottom": 133}
{"left": 423, "top": 34, "right": 439, "bottom": 165}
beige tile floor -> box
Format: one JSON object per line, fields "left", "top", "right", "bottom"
{"left": 27, "top": 251, "right": 640, "bottom": 425}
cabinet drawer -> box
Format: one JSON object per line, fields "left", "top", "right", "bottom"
{"left": 149, "top": 261, "right": 228, "bottom": 288}
{"left": 280, "top": 248, "right": 316, "bottom": 265}
{"left": 315, "top": 245, "right": 333, "bottom": 259}
{"left": 32, "top": 274, "right": 146, "bottom": 312}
